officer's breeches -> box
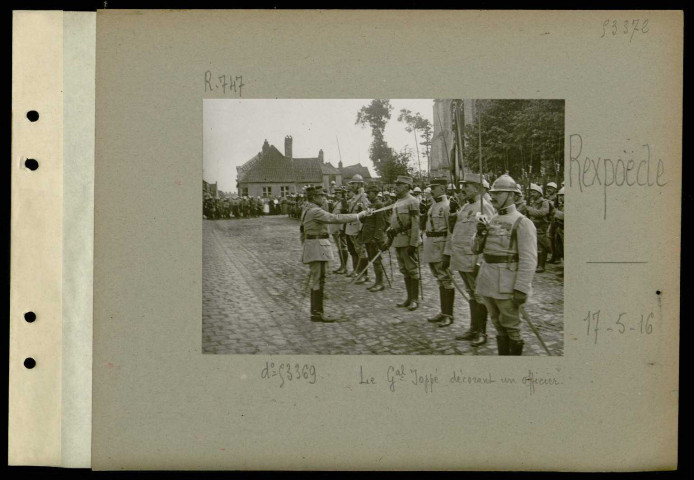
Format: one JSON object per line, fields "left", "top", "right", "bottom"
{"left": 480, "top": 297, "right": 522, "bottom": 340}
{"left": 395, "top": 247, "right": 419, "bottom": 279}
{"left": 428, "top": 262, "right": 453, "bottom": 289}
{"left": 365, "top": 241, "right": 384, "bottom": 274}
{"left": 459, "top": 271, "right": 485, "bottom": 304}
{"left": 349, "top": 233, "right": 368, "bottom": 259}
{"left": 308, "top": 261, "right": 327, "bottom": 291}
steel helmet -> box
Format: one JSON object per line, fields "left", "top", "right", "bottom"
{"left": 558, "top": 187, "right": 565, "bottom": 195}
{"left": 424, "top": 187, "right": 432, "bottom": 193}
{"left": 447, "top": 183, "right": 456, "bottom": 190}
{"left": 514, "top": 183, "right": 523, "bottom": 195}
{"left": 489, "top": 174, "right": 518, "bottom": 193}
{"left": 348, "top": 174, "right": 364, "bottom": 183}
{"left": 546, "top": 182, "right": 557, "bottom": 190}
{"left": 530, "top": 183, "right": 543, "bottom": 195}
{"left": 413, "top": 186, "right": 422, "bottom": 193}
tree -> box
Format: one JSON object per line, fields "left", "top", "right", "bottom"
{"left": 355, "top": 100, "right": 394, "bottom": 176}
{"left": 397, "top": 109, "right": 433, "bottom": 177}
{"left": 462, "top": 100, "right": 564, "bottom": 186}
{"left": 380, "top": 147, "right": 413, "bottom": 185}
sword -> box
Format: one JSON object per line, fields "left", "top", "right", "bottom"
{"left": 519, "top": 305, "right": 553, "bottom": 356}
{"left": 350, "top": 250, "right": 384, "bottom": 284}
{"left": 446, "top": 269, "right": 470, "bottom": 303}
{"left": 388, "top": 248, "right": 393, "bottom": 287}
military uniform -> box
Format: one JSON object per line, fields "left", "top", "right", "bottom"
{"left": 360, "top": 188, "right": 387, "bottom": 291}
{"left": 388, "top": 176, "right": 421, "bottom": 310}
{"left": 328, "top": 189, "right": 350, "bottom": 274}
{"left": 526, "top": 188, "right": 551, "bottom": 272}
{"left": 474, "top": 176, "right": 537, "bottom": 355}
{"left": 446, "top": 178, "right": 496, "bottom": 343}
{"left": 423, "top": 179, "right": 455, "bottom": 325}
{"left": 301, "top": 186, "right": 362, "bottom": 322}
{"left": 345, "top": 189, "right": 370, "bottom": 278}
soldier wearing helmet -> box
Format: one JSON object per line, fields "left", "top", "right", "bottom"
{"left": 514, "top": 183, "right": 528, "bottom": 215}
{"left": 526, "top": 183, "right": 551, "bottom": 272}
{"left": 345, "top": 174, "right": 371, "bottom": 282}
{"left": 473, "top": 174, "right": 537, "bottom": 355}
{"left": 359, "top": 184, "right": 387, "bottom": 292}
{"left": 443, "top": 173, "right": 496, "bottom": 345}
{"left": 550, "top": 187, "right": 565, "bottom": 264}
{"left": 422, "top": 178, "right": 455, "bottom": 326}
{"left": 301, "top": 186, "right": 369, "bottom": 322}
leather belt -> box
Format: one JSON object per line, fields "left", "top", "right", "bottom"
{"left": 426, "top": 231, "right": 448, "bottom": 238}
{"left": 305, "top": 234, "right": 330, "bottom": 239}
{"left": 484, "top": 254, "right": 519, "bottom": 264}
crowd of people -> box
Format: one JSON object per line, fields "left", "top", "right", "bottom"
{"left": 297, "top": 172, "right": 564, "bottom": 356}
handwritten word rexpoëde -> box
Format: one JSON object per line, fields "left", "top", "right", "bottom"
{"left": 204, "top": 71, "right": 245, "bottom": 96}
{"left": 568, "top": 134, "right": 667, "bottom": 219}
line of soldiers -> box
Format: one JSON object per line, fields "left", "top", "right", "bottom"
{"left": 203, "top": 193, "right": 268, "bottom": 219}
{"left": 299, "top": 173, "right": 564, "bottom": 355}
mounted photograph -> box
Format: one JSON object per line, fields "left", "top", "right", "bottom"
{"left": 203, "top": 99, "right": 565, "bottom": 356}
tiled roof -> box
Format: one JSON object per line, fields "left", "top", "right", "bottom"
{"left": 320, "top": 162, "right": 341, "bottom": 175}
{"left": 237, "top": 144, "right": 324, "bottom": 183}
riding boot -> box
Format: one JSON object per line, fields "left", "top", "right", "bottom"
{"left": 427, "top": 286, "right": 446, "bottom": 323}
{"left": 346, "top": 255, "right": 358, "bottom": 277}
{"left": 313, "top": 287, "right": 336, "bottom": 323}
{"left": 455, "top": 300, "right": 479, "bottom": 341}
{"left": 437, "top": 288, "right": 455, "bottom": 327}
{"left": 396, "top": 277, "right": 412, "bottom": 308}
{"left": 407, "top": 278, "right": 420, "bottom": 311}
{"left": 333, "top": 248, "right": 347, "bottom": 274}
{"left": 368, "top": 264, "right": 384, "bottom": 292}
{"left": 354, "top": 259, "right": 369, "bottom": 284}
{"left": 310, "top": 289, "right": 321, "bottom": 322}
{"left": 509, "top": 339, "right": 524, "bottom": 355}
{"left": 470, "top": 301, "right": 488, "bottom": 346}
{"left": 496, "top": 335, "right": 510, "bottom": 355}
{"left": 536, "top": 249, "right": 547, "bottom": 273}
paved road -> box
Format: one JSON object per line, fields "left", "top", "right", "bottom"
{"left": 203, "top": 216, "right": 564, "bottom": 356}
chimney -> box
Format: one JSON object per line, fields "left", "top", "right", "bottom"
{"left": 318, "top": 149, "right": 324, "bottom": 163}
{"left": 285, "top": 135, "right": 293, "bottom": 158}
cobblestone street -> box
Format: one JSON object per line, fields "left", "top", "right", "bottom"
{"left": 203, "top": 216, "right": 564, "bottom": 356}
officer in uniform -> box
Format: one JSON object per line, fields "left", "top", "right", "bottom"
{"left": 514, "top": 184, "right": 528, "bottom": 215}
{"left": 551, "top": 187, "right": 564, "bottom": 263}
{"left": 301, "top": 186, "right": 369, "bottom": 322}
{"left": 385, "top": 176, "right": 421, "bottom": 311}
{"left": 526, "top": 183, "right": 551, "bottom": 272}
{"left": 545, "top": 182, "right": 559, "bottom": 263}
{"left": 444, "top": 174, "right": 496, "bottom": 345}
{"left": 473, "top": 174, "right": 537, "bottom": 355}
{"left": 360, "top": 184, "right": 387, "bottom": 292}
{"left": 345, "top": 174, "right": 371, "bottom": 282}
{"left": 329, "top": 187, "right": 350, "bottom": 274}
{"left": 422, "top": 178, "right": 455, "bottom": 327}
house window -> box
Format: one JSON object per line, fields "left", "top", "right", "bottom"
{"left": 262, "top": 186, "right": 272, "bottom": 197}
{"left": 241, "top": 187, "right": 248, "bottom": 197}
{"left": 280, "top": 186, "right": 290, "bottom": 197}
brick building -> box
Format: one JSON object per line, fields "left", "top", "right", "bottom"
{"left": 236, "top": 136, "right": 371, "bottom": 197}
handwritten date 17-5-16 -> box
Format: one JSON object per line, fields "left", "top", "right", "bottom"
{"left": 584, "top": 310, "right": 654, "bottom": 344}
{"left": 261, "top": 362, "right": 317, "bottom": 388}
{"left": 601, "top": 19, "right": 649, "bottom": 42}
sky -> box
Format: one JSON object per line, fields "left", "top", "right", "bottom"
{"left": 203, "top": 99, "right": 434, "bottom": 192}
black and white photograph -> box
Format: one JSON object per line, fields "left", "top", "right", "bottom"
{"left": 203, "top": 99, "right": 565, "bottom": 356}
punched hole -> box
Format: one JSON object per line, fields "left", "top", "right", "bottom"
{"left": 26, "top": 111, "right": 39, "bottom": 122}
{"left": 24, "top": 358, "right": 36, "bottom": 369}
{"left": 656, "top": 290, "right": 662, "bottom": 295}
{"left": 25, "top": 159, "right": 39, "bottom": 171}
{"left": 24, "top": 311, "right": 36, "bottom": 323}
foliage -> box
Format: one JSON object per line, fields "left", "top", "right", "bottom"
{"left": 355, "top": 99, "right": 395, "bottom": 177}
{"left": 462, "top": 99, "right": 564, "bottom": 186}
{"left": 397, "top": 109, "right": 433, "bottom": 161}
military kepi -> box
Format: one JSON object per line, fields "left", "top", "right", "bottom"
{"left": 394, "top": 175, "right": 413, "bottom": 186}
{"left": 427, "top": 177, "right": 448, "bottom": 188}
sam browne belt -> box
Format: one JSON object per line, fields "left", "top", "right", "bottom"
{"left": 484, "top": 254, "right": 519, "bottom": 263}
